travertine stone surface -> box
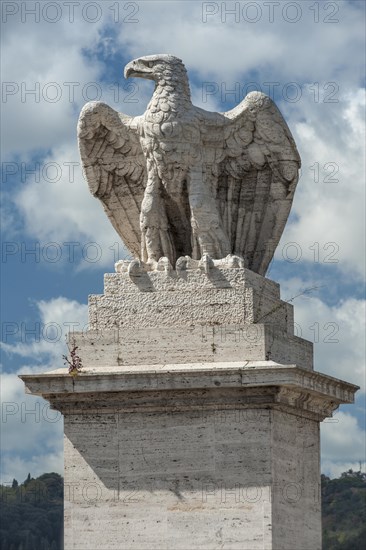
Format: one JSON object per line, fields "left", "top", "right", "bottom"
{"left": 72, "top": 326, "right": 312, "bottom": 370}
{"left": 19, "top": 48, "right": 358, "bottom": 550}
{"left": 78, "top": 54, "right": 300, "bottom": 275}
{"left": 21, "top": 363, "right": 357, "bottom": 550}
{"left": 22, "top": 363, "right": 357, "bottom": 420}
{"left": 88, "top": 266, "right": 294, "bottom": 332}
{"left": 19, "top": 265, "right": 359, "bottom": 549}
{"left": 62, "top": 408, "right": 315, "bottom": 550}
{"left": 82, "top": 265, "right": 313, "bottom": 369}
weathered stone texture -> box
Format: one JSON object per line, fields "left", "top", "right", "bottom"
{"left": 79, "top": 266, "right": 311, "bottom": 371}
{"left": 78, "top": 55, "right": 301, "bottom": 275}
{"left": 271, "top": 410, "right": 321, "bottom": 548}
{"left": 63, "top": 405, "right": 321, "bottom": 549}
{"left": 88, "top": 268, "right": 294, "bottom": 332}
{"left": 72, "top": 325, "right": 312, "bottom": 370}
{"left": 20, "top": 266, "right": 358, "bottom": 550}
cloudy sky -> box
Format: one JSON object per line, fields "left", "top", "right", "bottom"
{"left": 1, "top": 0, "right": 365, "bottom": 484}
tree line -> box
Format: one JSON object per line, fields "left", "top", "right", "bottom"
{"left": 0, "top": 469, "right": 365, "bottom": 549}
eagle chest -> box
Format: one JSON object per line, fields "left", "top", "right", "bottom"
{"left": 141, "top": 114, "right": 200, "bottom": 169}
{"left": 78, "top": 55, "right": 300, "bottom": 274}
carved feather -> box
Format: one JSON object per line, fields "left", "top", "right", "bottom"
{"left": 211, "top": 91, "right": 301, "bottom": 275}
{"left": 78, "top": 101, "right": 147, "bottom": 257}
{"left": 78, "top": 56, "right": 300, "bottom": 275}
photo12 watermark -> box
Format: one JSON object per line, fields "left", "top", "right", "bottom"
{"left": 201, "top": 81, "right": 339, "bottom": 104}
{"left": 1, "top": 1, "right": 140, "bottom": 24}
{"left": 201, "top": 2, "right": 340, "bottom": 24}
{"left": 1, "top": 240, "right": 133, "bottom": 264}
{"left": 0, "top": 239, "right": 340, "bottom": 266}
{"left": 201, "top": 479, "right": 321, "bottom": 504}
{"left": 1, "top": 159, "right": 341, "bottom": 186}
{"left": 1, "top": 81, "right": 140, "bottom": 105}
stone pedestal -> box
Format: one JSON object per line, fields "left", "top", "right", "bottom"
{"left": 20, "top": 265, "right": 358, "bottom": 550}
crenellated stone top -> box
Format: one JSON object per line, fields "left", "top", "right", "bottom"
{"left": 115, "top": 253, "right": 246, "bottom": 276}
{"left": 88, "top": 263, "right": 287, "bottom": 330}
{"left": 79, "top": 265, "right": 316, "bottom": 370}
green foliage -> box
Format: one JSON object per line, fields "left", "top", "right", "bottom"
{"left": 62, "top": 338, "right": 83, "bottom": 377}
{"left": 0, "top": 473, "right": 63, "bottom": 550}
{"left": 0, "top": 470, "right": 364, "bottom": 549}
{"left": 322, "top": 469, "right": 366, "bottom": 549}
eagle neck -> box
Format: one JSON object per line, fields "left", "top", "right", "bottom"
{"left": 150, "top": 69, "right": 192, "bottom": 113}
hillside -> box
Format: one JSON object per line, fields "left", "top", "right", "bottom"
{"left": 0, "top": 473, "right": 63, "bottom": 550}
{"left": 322, "top": 470, "right": 366, "bottom": 549}
{"left": 0, "top": 470, "right": 365, "bottom": 549}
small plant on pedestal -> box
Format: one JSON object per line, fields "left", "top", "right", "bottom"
{"left": 63, "top": 337, "right": 83, "bottom": 377}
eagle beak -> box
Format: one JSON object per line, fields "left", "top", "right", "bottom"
{"left": 124, "top": 58, "right": 154, "bottom": 80}
{"left": 124, "top": 61, "right": 136, "bottom": 79}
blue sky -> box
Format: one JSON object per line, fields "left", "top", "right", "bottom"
{"left": 1, "top": 0, "right": 365, "bottom": 482}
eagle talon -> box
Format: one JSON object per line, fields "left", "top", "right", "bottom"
{"left": 199, "top": 254, "right": 214, "bottom": 274}
{"left": 157, "top": 257, "right": 173, "bottom": 272}
{"left": 79, "top": 54, "right": 300, "bottom": 278}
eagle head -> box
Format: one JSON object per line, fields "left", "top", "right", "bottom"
{"left": 124, "top": 54, "right": 185, "bottom": 82}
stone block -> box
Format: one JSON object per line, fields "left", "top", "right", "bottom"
{"left": 70, "top": 324, "right": 312, "bottom": 370}
{"left": 19, "top": 266, "right": 359, "bottom": 549}
{"left": 88, "top": 268, "right": 294, "bottom": 334}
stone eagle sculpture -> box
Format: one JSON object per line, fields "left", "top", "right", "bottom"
{"left": 78, "top": 54, "right": 300, "bottom": 276}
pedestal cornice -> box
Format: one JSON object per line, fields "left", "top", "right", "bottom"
{"left": 20, "top": 362, "right": 358, "bottom": 422}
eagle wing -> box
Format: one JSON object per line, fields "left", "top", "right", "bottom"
{"left": 201, "top": 91, "right": 300, "bottom": 275}
{"left": 77, "top": 101, "right": 147, "bottom": 257}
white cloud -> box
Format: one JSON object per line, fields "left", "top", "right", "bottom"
{"left": 1, "top": 296, "right": 87, "bottom": 482}
{"left": 276, "top": 274, "right": 366, "bottom": 476}
{"left": 278, "top": 89, "right": 366, "bottom": 279}
{"left": 0, "top": 4, "right": 156, "bottom": 159}
{"left": 2, "top": 0, "right": 365, "bottom": 482}
{"left": 113, "top": 0, "right": 364, "bottom": 86}
{"left": 2, "top": 1, "right": 364, "bottom": 279}
{"left": 13, "top": 143, "right": 120, "bottom": 268}
{"left": 0, "top": 372, "right": 64, "bottom": 483}
{"left": 1, "top": 13, "right": 104, "bottom": 157}
{"left": 1, "top": 372, "right": 63, "bottom": 454}
{"left": 321, "top": 411, "right": 366, "bottom": 478}
{"left": 278, "top": 277, "right": 366, "bottom": 391}
{"left": 1, "top": 453, "right": 64, "bottom": 485}
{"left": 1, "top": 296, "right": 88, "bottom": 361}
